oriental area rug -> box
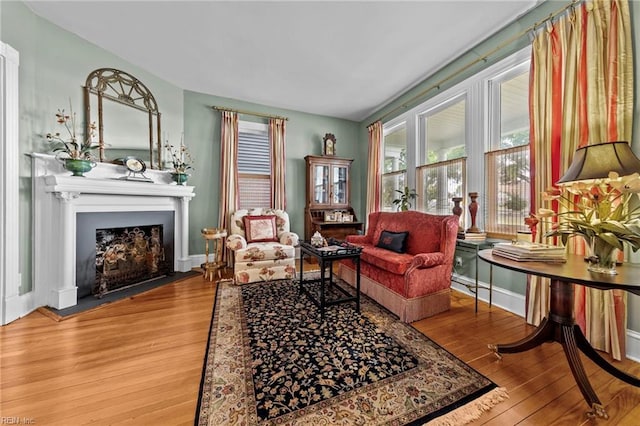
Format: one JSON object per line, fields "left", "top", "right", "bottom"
{"left": 196, "top": 276, "right": 508, "bottom": 425}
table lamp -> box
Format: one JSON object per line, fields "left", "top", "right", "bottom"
{"left": 557, "top": 141, "right": 640, "bottom": 184}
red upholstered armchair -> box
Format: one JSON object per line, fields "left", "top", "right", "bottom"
{"left": 338, "top": 211, "right": 459, "bottom": 322}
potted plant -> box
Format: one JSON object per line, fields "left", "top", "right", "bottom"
{"left": 392, "top": 186, "right": 417, "bottom": 211}
{"left": 46, "top": 101, "right": 99, "bottom": 177}
{"left": 164, "top": 141, "right": 194, "bottom": 185}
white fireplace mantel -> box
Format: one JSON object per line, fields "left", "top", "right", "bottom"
{"left": 31, "top": 153, "right": 195, "bottom": 310}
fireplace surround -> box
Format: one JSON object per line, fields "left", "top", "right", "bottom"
{"left": 31, "top": 153, "right": 195, "bottom": 309}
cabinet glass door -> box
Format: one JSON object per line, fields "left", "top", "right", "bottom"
{"left": 332, "top": 166, "right": 348, "bottom": 205}
{"left": 313, "top": 164, "right": 329, "bottom": 204}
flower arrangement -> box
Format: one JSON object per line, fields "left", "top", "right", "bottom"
{"left": 46, "top": 102, "right": 98, "bottom": 160}
{"left": 537, "top": 172, "right": 640, "bottom": 272}
{"left": 164, "top": 141, "right": 194, "bottom": 174}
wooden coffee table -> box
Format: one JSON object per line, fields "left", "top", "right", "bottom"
{"left": 298, "top": 241, "right": 361, "bottom": 320}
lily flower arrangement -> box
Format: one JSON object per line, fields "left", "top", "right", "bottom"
{"left": 46, "top": 102, "right": 98, "bottom": 160}
{"left": 164, "top": 141, "right": 194, "bottom": 174}
{"left": 537, "top": 172, "right": 640, "bottom": 267}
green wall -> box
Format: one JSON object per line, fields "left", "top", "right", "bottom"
{"left": 183, "top": 90, "right": 360, "bottom": 255}
{"left": 1, "top": 0, "right": 360, "bottom": 293}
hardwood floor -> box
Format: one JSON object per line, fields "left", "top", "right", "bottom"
{"left": 2, "top": 270, "right": 639, "bottom": 425}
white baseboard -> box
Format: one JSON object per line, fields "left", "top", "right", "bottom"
{"left": 451, "top": 273, "right": 640, "bottom": 361}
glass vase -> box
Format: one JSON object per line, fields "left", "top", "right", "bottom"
{"left": 586, "top": 236, "right": 618, "bottom": 275}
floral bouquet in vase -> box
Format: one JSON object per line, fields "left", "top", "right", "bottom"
{"left": 537, "top": 172, "right": 640, "bottom": 274}
{"left": 164, "top": 141, "right": 194, "bottom": 185}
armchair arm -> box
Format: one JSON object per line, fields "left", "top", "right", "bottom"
{"left": 411, "top": 252, "right": 445, "bottom": 269}
{"left": 346, "top": 234, "right": 370, "bottom": 245}
{"left": 226, "top": 234, "right": 247, "bottom": 251}
{"left": 280, "top": 231, "right": 299, "bottom": 246}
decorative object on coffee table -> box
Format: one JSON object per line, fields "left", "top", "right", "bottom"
{"left": 467, "top": 191, "right": 481, "bottom": 233}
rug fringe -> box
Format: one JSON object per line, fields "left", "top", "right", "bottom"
{"left": 424, "top": 387, "right": 509, "bottom": 426}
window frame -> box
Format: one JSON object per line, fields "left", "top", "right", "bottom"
{"left": 379, "top": 46, "right": 531, "bottom": 237}
{"left": 237, "top": 119, "right": 271, "bottom": 209}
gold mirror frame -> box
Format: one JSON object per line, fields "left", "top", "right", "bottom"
{"left": 83, "top": 68, "right": 162, "bottom": 168}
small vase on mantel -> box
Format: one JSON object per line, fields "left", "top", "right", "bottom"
{"left": 63, "top": 158, "right": 96, "bottom": 177}
{"left": 170, "top": 172, "right": 189, "bottom": 185}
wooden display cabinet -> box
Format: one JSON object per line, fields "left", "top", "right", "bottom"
{"left": 304, "top": 155, "right": 363, "bottom": 242}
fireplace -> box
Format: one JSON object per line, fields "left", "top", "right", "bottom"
{"left": 32, "top": 153, "right": 195, "bottom": 310}
{"left": 76, "top": 211, "right": 175, "bottom": 299}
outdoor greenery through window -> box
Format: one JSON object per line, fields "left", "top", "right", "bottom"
{"left": 485, "top": 68, "right": 530, "bottom": 236}
{"left": 418, "top": 97, "right": 466, "bottom": 216}
{"left": 381, "top": 47, "right": 531, "bottom": 237}
{"left": 381, "top": 122, "right": 407, "bottom": 211}
{"left": 238, "top": 120, "right": 271, "bottom": 209}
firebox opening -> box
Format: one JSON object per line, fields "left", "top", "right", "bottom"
{"left": 76, "top": 211, "right": 175, "bottom": 299}
{"left": 95, "top": 224, "right": 171, "bottom": 297}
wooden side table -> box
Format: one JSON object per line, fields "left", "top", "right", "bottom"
{"left": 201, "top": 228, "right": 227, "bottom": 281}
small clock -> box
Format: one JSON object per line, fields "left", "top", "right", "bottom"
{"left": 119, "top": 156, "right": 153, "bottom": 182}
{"left": 323, "top": 133, "right": 336, "bottom": 156}
{"left": 125, "top": 156, "right": 146, "bottom": 173}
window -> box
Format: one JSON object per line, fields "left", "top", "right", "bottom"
{"left": 381, "top": 122, "right": 407, "bottom": 211}
{"left": 379, "top": 47, "right": 531, "bottom": 238}
{"left": 238, "top": 120, "right": 271, "bottom": 209}
{"left": 485, "top": 66, "right": 530, "bottom": 236}
{"left": 417, "top": 97, "right": 467, "bottom": 215}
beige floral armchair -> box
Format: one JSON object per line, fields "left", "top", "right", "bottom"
{"left": 226, "top": 208, "right": 299, "bottom": 284}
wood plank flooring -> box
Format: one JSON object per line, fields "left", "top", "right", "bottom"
{"left": 2, "top": 269, "right": 639, "bottom": 425}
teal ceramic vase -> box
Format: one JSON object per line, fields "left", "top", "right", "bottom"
{"left": 171, "top": 172, "right": 189, "bottom": 185}
{"left": 64, "top": 159, "right": 95, "bottom": 177}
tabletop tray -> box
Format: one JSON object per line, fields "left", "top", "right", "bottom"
{"left": 301, "top": 239, "right": 362, "bottom": 257}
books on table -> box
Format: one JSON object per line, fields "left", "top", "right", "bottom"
{"left": 492, "top": 241, "right": 566, "bottom": 262}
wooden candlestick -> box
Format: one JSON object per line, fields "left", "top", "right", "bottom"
{"left": 467, "top": 192, "right": 481, "bottom": 233}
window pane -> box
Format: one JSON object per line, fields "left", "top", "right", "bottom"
{"left": 499, "top": 72, "right": 529, "bottom": 148}
{"left": 238, "top": 174, "right": 271, "bottom": 209}
{"left": 423, "top": 100, "right": 466, "bottom": 165}
{"left": 485, "top": 146, "right": 530, "bottom": 235}
{"left": 381, "top": 171, "right": 405, "bottom": 212}
{"left": 417, "top": 158, "right": 466, "bottom": 216}
{"left": 383, "top": 123, "right": 406, "bottom": 173}
{"left": 238, "top": 120, "right": 271, "bottom": 208}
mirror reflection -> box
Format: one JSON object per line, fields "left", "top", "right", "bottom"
{"left": 84, "top": 68, "right": 162, "bottom": 169}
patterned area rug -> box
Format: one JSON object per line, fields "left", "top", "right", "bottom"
{"left": 196, "top": 276, "right": 507, "bottom": 425}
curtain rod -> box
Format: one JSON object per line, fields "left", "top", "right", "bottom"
{"left": 367, "top": 0, "right": 581, "bottom": 129}
{"left": 211, "top": 105, "right": 288, "bottom": 121}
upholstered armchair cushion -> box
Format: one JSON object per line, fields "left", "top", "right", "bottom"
{"left": 226, "top": 208, "right": 299, "bottom": 284}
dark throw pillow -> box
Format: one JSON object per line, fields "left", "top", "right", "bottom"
{"left": 376, "top": 230, "right": 409, "bottom": 253}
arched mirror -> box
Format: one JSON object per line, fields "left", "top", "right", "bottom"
{"left": 84, "top": 68, "right": 162, "bottom": 168}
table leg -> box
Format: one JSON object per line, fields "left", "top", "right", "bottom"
{"left": 320, "top": 259, "right": 326, "bottom": 321}
{"left": 355, "top": 257, "right": 360, "bottom": 312}
{"left": 560, "top": 324, "right": 608, "bottom": 419}
{"left": 474, "top": 247, "right": 479, "bottom": 313}
{"left": 298, "top": 250, "right": 304, "bottom": 294}
{"left": 489, "top": 264, "right": 493, "bottom": 308}
{"left": 573, "top": 324, "right": 640, "bottom": 387}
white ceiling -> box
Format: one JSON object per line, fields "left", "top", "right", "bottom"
{"left": 24, "top": 1, "right": 539, "bottom": 122}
